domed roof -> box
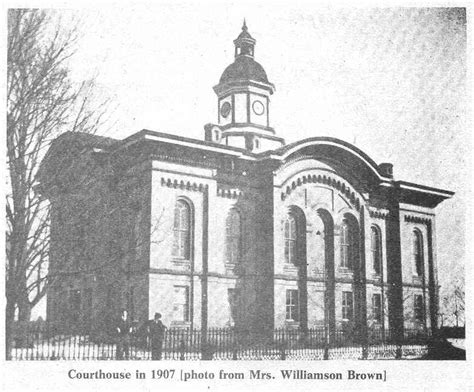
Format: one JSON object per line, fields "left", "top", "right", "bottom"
{"left": 219, "top": 55, "right": 270, "bottom": 84}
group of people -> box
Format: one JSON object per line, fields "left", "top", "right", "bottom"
{"left": 116, "top": 310, "right": 166, "bottom": 360}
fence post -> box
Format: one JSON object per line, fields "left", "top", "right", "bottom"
{"left": 280, "top": 338, "right": 286, "bottom": 360}
{"left": 395, "top": 344, "right": 402, "bottom": 359}
{"left": 201, "top": 330, "right": 212, "bottom": 360}
{"left": 323, "top": 328, "right": 329, "bottom": 360}
{"left": 179, "top": 339, "right": 185, "bottom": 361}
{"left": 361, "top": 344, "right": 368, "bottom": 360}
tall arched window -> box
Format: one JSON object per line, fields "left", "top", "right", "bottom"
{"left": 173, "top": 200, "right": 191, "bottom": 259}
{"left": 413, "top": 230, "right": 424, "bottom": 276}
{"left": 340, "top": 219, "right": 352, "bottom": 269}
{"left": 371, "top": 226, "right": 382, "bottom": 275}
{"left": 226, "top": 209, "right": 241, "bottom": 263}
{"left": 284, "top": 214, "right": 297, "bottom": 265}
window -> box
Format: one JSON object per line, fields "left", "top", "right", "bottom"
{"left": 286, "top": 290, "right": 299, "bottom": 322}
{"left": 173, "top": 286, "right": 190, "bottom": 322}
{"left": 106, "top": 285, "right": 113, "bottom": 310}
{"left": 127, "top": 287, "right": 134, "bottom": 320}
{"left": 414, "top": 295, "right": 424, "bottom": 322}
{"left": 228, "top": 288, "right": 240, "bottom": 325}
{"left": 342, "top": 291, "right": 353, "bottom": 320}
{"left": 340, "top": 220, "right": 352, "bottom": 269}
{"left": 69, "top": 289, "right": 81, "bottom": 324}
{"left": 284, "top": 214, "right": 297, "bottom": 265}
{"left": 371, "top": 226, "right": 382, "bottom": 275}
{"left": 83, "top": 288, "right": 93, "bottom": 328}
{"left": 372, "top": 294, "right": 382, "bottom": 323}
{"left": 83, "top": 288, "right": 92, "bottom": 313}
{"left": 173, "top": 200, "right": 191, "bottom": 259}
{"left": 413, "top": 231, "right": 424, "bottom": 276}
{"left": 226, "top": 209, "right": 241, "bottom": 263}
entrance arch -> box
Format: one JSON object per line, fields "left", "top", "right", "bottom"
{"left": 317, "top": 209, "right": 336, "bottom": 343}
{"left": 341, "top": 212, "right": 367, "bottom": 343}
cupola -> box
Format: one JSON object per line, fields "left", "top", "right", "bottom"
{"left": 205, "top": 21, "right": 285, "bottom": 152}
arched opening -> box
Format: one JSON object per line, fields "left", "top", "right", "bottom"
{"left": 413, "top": 230, "right": 424, "bottom": 277}
{"left": 370, "top": 225, "right": 385, "bottom": 340}
{"left": 172, "top": 199, "right": 193, "bottom": 260}
{"left": 341, "top": 213, "right": 366, "bottom": 343}
{"left": 284, "top": 207, "right": 307, "bottom": 329}
{"left": 317, "top": 209, "right": 335, "bottom": 343}
{"left": 226, "top": 209, "right": 242, "bottom": 264}
{"left": 370, "top": 226, "right": 382, "bottom": 275}
{"left": 413, "top": 229, "right": 427, "bottom": 329}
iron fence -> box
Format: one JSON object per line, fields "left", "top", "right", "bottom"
{"left": 9, "top": 325, "right": 431, "bottom": 360}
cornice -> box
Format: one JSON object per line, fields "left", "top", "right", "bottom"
{"left": 217, "top": 187, "right": 243, "bottom": 199}
{"left": 404, "top": 215, "right": 432, "bottom": 225}
{"left": 160, "top": 177, "right": 209, "bottom": 193}
{"left": 369, "top": 210, "right": 389, "bottom": 220}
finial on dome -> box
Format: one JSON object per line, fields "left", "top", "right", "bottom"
{"left": 234, "top": 19, "right": 256, "bottom": 58}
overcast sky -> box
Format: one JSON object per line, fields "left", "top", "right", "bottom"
{"left": 32, "top": 5, "right": 467, "bottom": 318}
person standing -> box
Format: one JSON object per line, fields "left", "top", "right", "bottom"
{"left": 148, "top": 313, "right": 166, "bottom": 360}
{"left": 116, "top": 309, "right": 132, "bottom": 360}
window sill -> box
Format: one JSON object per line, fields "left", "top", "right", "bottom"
{"left": 338, "top": 268, "right": 353, "bottom": 275}
{"left": 172, "top": 258, "right": 191, "bottom": 267}
{"left": 284, "top": 321, "right": 300, "bottom": 329}
{"left": 341, "top": 318, "right": 353, "bottom": 323}
{"left": 283, "top": 264, "right": 298, "bottom": 273}
{"left": 171, "top": 321, "right": 191, "bottom": 328}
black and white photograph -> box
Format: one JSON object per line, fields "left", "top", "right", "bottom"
{"left": 2, "top": 1, "right": 471, "bottom": 391}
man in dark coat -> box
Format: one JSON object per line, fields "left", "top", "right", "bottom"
{"left": 148, "top": 313, "right": 166, "bottom": 360}
{"left": 116, "top": 310, "right": 132, "bottom": 360}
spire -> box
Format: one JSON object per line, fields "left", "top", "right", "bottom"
{"left": 234, "top": 19, "right": 256, "bottom": 58}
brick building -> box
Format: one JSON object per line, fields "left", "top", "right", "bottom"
{"left": 39, "top": 22, "right": 453, "bottom": 340}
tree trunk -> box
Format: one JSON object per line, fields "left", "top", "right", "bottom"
{"left": 5, "top": 300, "right": 16, "bottom": 360}
{"left": 18, "top": 299, "right": 32, "bottom": 323}
{"left": 14, "top": 294, "right": 32, "bottom": 349}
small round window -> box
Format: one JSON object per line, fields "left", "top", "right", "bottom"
{"left": 220, "top": 102, "right": 231, "bottom": 118}
{"left": 252, "top": 100, "right": 265, "bottom": 116}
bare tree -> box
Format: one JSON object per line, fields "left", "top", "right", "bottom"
{"left": 440, "top": 276, "right": 465, "bottom": 328}
{"left": 6, "top": 9, "right": 108, "bottom": 358}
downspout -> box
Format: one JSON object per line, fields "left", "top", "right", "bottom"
{"left": 380, "top": 233, "right": 386, "bottom": 341}
{"left": 201, "top": 185, "right": 209, "bottom": 358}
{"left": 426, "top": 220, "right": 437, "bottom": 335}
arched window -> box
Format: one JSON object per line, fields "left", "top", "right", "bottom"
{"left": 226, "top": 209, "right": 241, "bottom": 263}
{"left": 284, "top": 214, "right": 297, "bottom": 265}
{"left": 371, "top": 226, "right": 382, "bottom": 275}
{"left": 413, "top": 230, "right": 424, "bottom": 276}
{"left": 340, "top": 219, "right": 352, "bottom": 269}
{"left": 173, "top": 200, "right": 191, "bottom": 259}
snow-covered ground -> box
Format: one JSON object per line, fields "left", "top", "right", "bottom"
{"left": 10, "top": 336, "right": 428, "bottom": 361}
{"left": 447, "top": 339, "right": 465, "bottom": 350}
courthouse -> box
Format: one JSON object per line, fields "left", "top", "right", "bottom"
{"left": 39, "top": 22, "right": 453, "bottom": 339}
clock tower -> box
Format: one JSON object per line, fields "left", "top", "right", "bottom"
{"left": 204, "top": 21, "right": 285, "bottom": 152}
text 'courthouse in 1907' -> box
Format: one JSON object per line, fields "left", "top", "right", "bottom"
{"left": 39, "top": 22, "right": 453, "bottom": 340}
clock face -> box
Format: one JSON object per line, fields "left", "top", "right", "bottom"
{"left": 252, "top": 100, "right": 265, "bottom": 116}
{"left": 220, "top": 102, "right": 231, "bottom": 118}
